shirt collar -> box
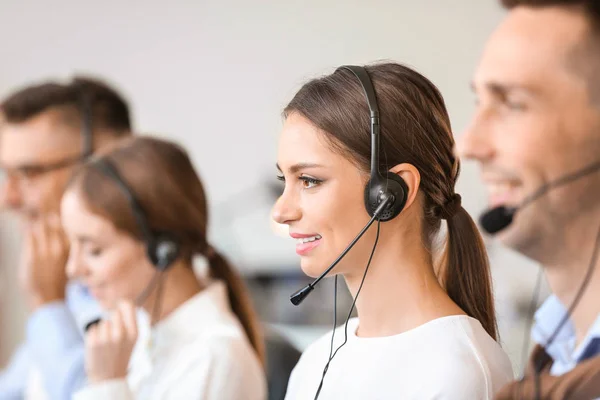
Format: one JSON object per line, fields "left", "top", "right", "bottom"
{"left": 532, "top": 295, "right": 600, "bottom": 365}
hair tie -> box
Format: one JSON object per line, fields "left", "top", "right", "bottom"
{"left": 440, "top": 193, "right": 462, "bottom": 220}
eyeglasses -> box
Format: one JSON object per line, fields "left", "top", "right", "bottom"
{"left": 0, "top": 154, "right": 86, "bottom": 186}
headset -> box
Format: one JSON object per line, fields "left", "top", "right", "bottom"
{"left": 91, "top": 159, "right": 181, "bottom": 271}
{"left": 479, "top": 161, "right": 600, "bottom": 400}
{"left": 343, "top": 65, "right": 409, "bottom": 221}
{"left": 289, "top": 65, "right": 407, "bottom": 306}
{"left": 77, "top": 93, "right": 179, "bottom": 332}
{"left": 288, "top": 65, "right": 408, "bottom": 400}
{"left": 82, "top": 161, "right": 180, "bottom": 333}
{"left": 74, "top": 87, "right": 180, "bottom": 271}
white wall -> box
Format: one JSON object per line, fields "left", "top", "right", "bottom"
{"left": 0, "top": 0, "right": 541, "bottom": 372}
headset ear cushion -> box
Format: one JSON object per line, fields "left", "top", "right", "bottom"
{"left": 363, "top": 172, "right": 408, "bottom": 221}
{"left": 147, "top": 234, "right": 180, "bottom": 271}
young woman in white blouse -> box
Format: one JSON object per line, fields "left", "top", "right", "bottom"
{"left": 272, "top": 63, "right": 514, "bottom": 399}
{"left": 60, "top": 136, "right": 266, "bottom": 400}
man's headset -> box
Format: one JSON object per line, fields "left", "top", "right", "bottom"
{"left": 289, "top": 65, "right": 408, "bottom": 306}
{"left": 479, "top": 161, "right": 600, "bottom": 400}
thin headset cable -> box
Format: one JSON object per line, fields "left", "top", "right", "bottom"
{"left": 151, "top": 270, "right": 166, "bottom": 326}
{"left": 527, "top": 220, "right": 600, "bottom": 400}
{"left": 135, "top": 269, "right": 163, "bottom": 306}
{"left": 313, "top": 221, "right": 381, "bottom": 400}
{"left": 327, "top": 276, "right": 338, "bottom": 365}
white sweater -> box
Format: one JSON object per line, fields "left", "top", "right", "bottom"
{"left": 285, "top": 315, "right": 513, "bottom": 400}
{"left": 73, "top": 280, "right": 266, "bottom": 400}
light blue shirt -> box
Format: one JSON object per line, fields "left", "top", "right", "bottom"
{"left": 0, "top": 282, "right": 102, "bottom": 400}
{"left": 532, "top": 295, "right": 600, "bottom": 376}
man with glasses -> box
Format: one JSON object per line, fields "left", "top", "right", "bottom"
{"left": 0, "top": 77, "right": 132, "bottom": 399}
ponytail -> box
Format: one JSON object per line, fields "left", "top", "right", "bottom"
{"left": 207, "top": 249, "right": 266, "bottom": 365}
{"left": 441, "top": 206, "right": 498, "bottom": 341}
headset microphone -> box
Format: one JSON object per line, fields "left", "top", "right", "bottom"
{"left": 479, "top": 160, "right": 600, "bottom": 235}
{"left": 288, "top": 65, "right": 408, "bottom": 306}
{"left": 83, "top": 159, "right": 180, "bottom": 332}
{"left": 290, "top": 193, "right": 393, "bottom": 306}
{"left": 478, "top": 159, "right": 600, "bottom": 399}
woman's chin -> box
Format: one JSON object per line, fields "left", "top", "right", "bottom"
{"left": 299, "top": 258, "right": 329, "bottom": 279}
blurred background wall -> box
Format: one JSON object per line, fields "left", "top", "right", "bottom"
{"left": 0, "top": 0, "right": 546, "bottom": 374}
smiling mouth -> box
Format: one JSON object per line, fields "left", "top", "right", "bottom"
{"left": 295, "top": 234, "right": 322, "bottom": 256}
{"left": 486, "top": 181, "right": 522, "bottom": 207}
{"left": 295, "top": 234, "right": 322, "bottom": 244}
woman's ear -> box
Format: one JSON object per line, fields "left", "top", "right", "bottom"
{"left": 389, "top": 163, "right": 420, "bottom": 211}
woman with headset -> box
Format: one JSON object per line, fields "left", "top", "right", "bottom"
{"left": 59, "top": 136, "right": 266, "bottom": 399}
{"left": 272, "top": 63, "right": 514, "bottom": 399}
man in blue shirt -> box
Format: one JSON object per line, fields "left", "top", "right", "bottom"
{"left": 459, "top": 0, "right": 600, "bottom": 398}
{"left": 0, "top": 77, "right": 133, "bottom": 399}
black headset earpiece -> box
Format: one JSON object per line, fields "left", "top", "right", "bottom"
{"left": 364, "top": 171, "right": 408, "bottom": 221}
{"left": 146, "top": 232, "right": 180, "bottom": 271}
{"left": 338, "top": 65, "right": 408, "bottom": 221}
{"left": 91, "top": 159, "right": 181, "bottom": 271}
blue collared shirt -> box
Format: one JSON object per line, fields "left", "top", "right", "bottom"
{"left": 532, "top": 295, "right": 600, "bottom": 376}
{"left": 0, "top": 282, "right": 102, "bottom": 400}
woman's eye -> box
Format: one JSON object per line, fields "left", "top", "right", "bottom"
{"left": 299, "top": 176, "right": 322, "bottom": 189}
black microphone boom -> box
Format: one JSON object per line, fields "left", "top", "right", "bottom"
{"left": 479, "top": 206, "right": 517, "bottom": 235}
{"left": 290, "top": 193, "right": 393, "bottom": 306}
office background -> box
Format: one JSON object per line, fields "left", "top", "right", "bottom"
{"left": 0, "top": 0, "right": 547, "bottom": 374}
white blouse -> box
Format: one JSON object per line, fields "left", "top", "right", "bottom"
{"left": 73, "top": 280, "right": 266, "bottom": 400}
{"left": 285, "top": 316, "right": 514, "bottom": 400}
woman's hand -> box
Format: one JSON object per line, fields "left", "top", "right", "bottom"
{"left": 85, "top": 301, "right": 138, "bottom": 384}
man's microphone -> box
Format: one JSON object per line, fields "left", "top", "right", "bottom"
{"left": 480, "top": 160, "right": 600, "bottom": 235}
{"left": 290, "top": 193, "right": 393, "bottom": 306}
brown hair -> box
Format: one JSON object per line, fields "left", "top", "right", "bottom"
{"left": 1, "top": 76, "right": 131, "bottom": 134}
{"left": 284, "top": 63, "right": 498, "bottom": 340}
{"left": 67, "top": 136, "right": 265, "bottom": 363}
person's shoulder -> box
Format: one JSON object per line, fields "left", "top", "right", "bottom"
{"left": 422, "top": 316, "right": 514, "bottom": 397}
{"left": 158, "top": 334, "right": 266, "bottom": 400}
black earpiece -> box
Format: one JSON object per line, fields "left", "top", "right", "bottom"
{"left": 338, "top": 65, "right": 408, "bottom": 221}
{"left": 146, "top": 233, "right": 180, "bottom": 271}
{"left": 92, "top": 159, "right": 180, "bottom": 271}
{"left": 364, "top": 171, "right": 408, "bottom": 221}
{"left": 290, "top": 65, "right": 407, "bottom": 307}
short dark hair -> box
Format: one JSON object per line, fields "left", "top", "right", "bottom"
{"left": 1, "top": 76, "right": 132, "bottom": 134}
{"left": 501, "top": 0, "right": 600, "bottom": 103}
{"left": 501, "top": 0, "right": 600, "bottom": 30}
